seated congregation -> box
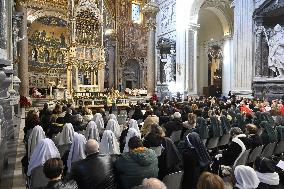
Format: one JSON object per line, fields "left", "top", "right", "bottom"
{"left": 23, "top": 97, "right": 284, "bottom": 189}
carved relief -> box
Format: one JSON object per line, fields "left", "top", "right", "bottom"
{"left": 157, "top": 0, "right": 176, "bottom": 37}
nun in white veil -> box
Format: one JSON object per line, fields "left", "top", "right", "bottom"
{"left": 123, "top": 128, "right": 141, "bottom": 153}
{"left": 128, "top": 119, "right": 140, "bottom": 135}
{"left": 85, "top": 120, "right": 99, "bottom": 141}
{"left": 57, "top": 123, "right": 75, "bottom": 145}
{"left": 28, "top": 125, "right": 46, "bottom": 159}
{"left": 67, "top": 133, "right": 86, "bottom": 172}
{"left": 100, "top": 130, "right": 120, "bottom": 155}
{"left": 109, "top": 114, "right": 117, "bottom": 122}
{"left": 27, "top": 138, "right": 60, "bottom": 176}
{"left": 93, "top": 113, "right": 104, "bottom": 132}
{"left": 106, "top": 119, "right": 121, "bottom": 138}
{"left": 234, "top": 165, "right": 260, "bottom": 189}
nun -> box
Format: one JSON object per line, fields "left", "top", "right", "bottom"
{"left": 85, "top": 120, "right": 99, "bottom": 141}
{"left": 28, "top": 125, "right": 46, "bottom": 159}
{"left": 100, "top": 130, "right": 120, "bottom": 155}
{"left": 106, "top": 119, "right": 121, "bottom": 138}
{"left": 27, "top": 138, "right": 60, "bottom": 176}
{"left": 67, "top": 133, "right": 87, "bottom": 172}
{"left": 254, "top": 157, "right": 280, "bottom": 189}
{"left": 57, "top": 123, "right": 75, "bottom": 146}
{"left": 123, "top": 128, "right": 141, "bottom": 153}
{"left": 178, "top": 132, "right": 211, "bottom": 189}
{"left": 93, "top": 113, "right": 105, "bottom": 133}
{"left": 233, "top": 165, "right": 260, "bottom": 189}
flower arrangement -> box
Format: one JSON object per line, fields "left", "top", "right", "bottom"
{"left": 19, "top": 96, "right": 32, "bottom": 107}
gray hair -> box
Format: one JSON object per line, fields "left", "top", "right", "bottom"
{"left": 85, "top": 139, "right": 99, "bottom": 155}
{"left": 140, "top": 178, "right": 167, "bottom": 189}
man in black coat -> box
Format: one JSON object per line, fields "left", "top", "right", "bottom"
{"left": 70, "top": 139, "right": 117, "bottom": 189}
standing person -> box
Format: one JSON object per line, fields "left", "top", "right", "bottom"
{"left": 143, "top": 124, "right": 182, "bottom": 179}
{"left": 70, "top": 139, "right": 117, "bottom": 189}
{"left": 115, "top": 136, "right": 158, "bottom": 189}
{"left": 178, "top": 132, "right": 211, "bottom": 189}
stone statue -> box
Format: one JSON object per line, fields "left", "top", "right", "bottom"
{"left": 265, "top": 24, "right": 284, "bottom": 77}
{"left": 164, "top": 55, "right": 173, "bottom": 83}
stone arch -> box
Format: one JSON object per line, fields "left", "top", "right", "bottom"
{"left": 27, "top": 10, "right": 68, "bottom": 23}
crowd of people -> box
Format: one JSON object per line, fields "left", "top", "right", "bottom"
{"left": 22, "top": 95, "right": 284, "bottom": 189}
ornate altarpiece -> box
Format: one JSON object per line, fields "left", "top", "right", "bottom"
{"left": 19, "top": 0, "right": 106, "bottom": 98}
{"left": 253, "top": 0, "right": 284, "bottom": 99}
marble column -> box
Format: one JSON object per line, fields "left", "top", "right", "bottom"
{"left": 16, "top": 5, "right": 28, "bottom": 97}
{"left": 143, "top": 0, "right": 159, "bottom": 96}
{"left": 232, "top": 0, "right": 254, "bottom": 96}
{"left": 186, "top": 25, "right": 198, "bottom": 95}
{"left": 223, "top": 36, "right": 233, "bottom": 96}
{"left": 107, "top": 41, "right": 115, "bottom": 88}
{"left": 254, "top": 26, "right": 263, "bottom": 78}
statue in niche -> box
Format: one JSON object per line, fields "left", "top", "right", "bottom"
{"left": 265, "top": 24, "right": 284, "bottom": 77}
{"left": 164, "top": 54, "right": 173, "bottom": 83}
{"left": 60, "top": 33, "right": 66, "bottom": 46}
{"left": 31, "top": 48, "right": 37, "bottom": 61}
{"left": 56, "top": 52, "right": 64, "bottom": 63}
{"left": 43, "top": 50, "right": 50, "bottom": 62}
{"left": 41, "top": 30, "right": 46, "bottom": 42}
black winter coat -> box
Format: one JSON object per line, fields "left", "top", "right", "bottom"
{"left": 70, "top": 153, "right": 117, "bottom": 189}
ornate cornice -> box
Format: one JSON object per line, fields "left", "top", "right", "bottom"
{"left": 142, "top": 1, "right": 159, "bottom": 30}
{"left": 16, "top": 0, "right": 68, "bottom": 13}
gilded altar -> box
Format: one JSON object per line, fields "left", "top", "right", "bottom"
{"left": 23, "top": 0, "right": 106, "bottom": 99}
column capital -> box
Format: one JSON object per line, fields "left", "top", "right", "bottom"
{"left": 143, "top": 1, "right": 159, "bottom": 30}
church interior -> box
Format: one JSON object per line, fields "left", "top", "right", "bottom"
{"left": 0, "top": 0, "right": 284, "bottom": 188}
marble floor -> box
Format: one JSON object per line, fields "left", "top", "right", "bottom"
{"left": 0, "top": 109, "right": 26, "bottom": 189}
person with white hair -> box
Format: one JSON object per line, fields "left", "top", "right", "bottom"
{"left": 233, "top": 165, "right": 260, "bottom": 189}
{"left": 93, "top": 113, "right": 104, "bottom": 132}
{"left": 70, "top": 139, "right": 117, "bottom": 189}
{"left": 27, "top": 138, "right": 60, "bottom": 176}
{"left": 57, "top": 123, "right": 75, "bottom": 145}
{"left": 163, "top": 112, "right": 183, "bottom": 137}
{"left": 28, "top": 125, "right": 46, "bottom": 159}
{"left": 123, "top": 128, "right": 141, "bottom": 153}
{"left": 85, "top": 120, "right": 99, "bottom": 141}
{"left": 106, "top": 119, "right": 121, "bottom": 138}
{"left": 100, "top": 130, "right": 120, "bottom": 155}
{"left": 133, "top": 178, "right": 167, "bottom": 189}
{"left": 67, "top": 133, "right": 87, "bottom": 172}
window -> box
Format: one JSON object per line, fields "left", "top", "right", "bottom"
{"left": 132, "top": 3, "right": 141, "bottom": 23}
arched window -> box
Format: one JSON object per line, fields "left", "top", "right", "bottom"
{"left": 132, "top": 2, "right": 141, "bottom": 23}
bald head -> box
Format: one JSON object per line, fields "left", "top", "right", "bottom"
{"left": 142, "top": 178, "right": 167, "bottom": 189}
{"left": 85, "top": 139, "right": 99, "bottom": 155}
